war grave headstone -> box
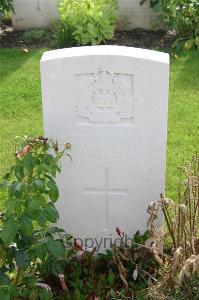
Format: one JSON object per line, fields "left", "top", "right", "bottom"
{"left": 40, "top": 46, "right": 169, "bottom": 251}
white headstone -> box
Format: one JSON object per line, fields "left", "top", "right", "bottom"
{"left": 41, "top": 46, "right": 169, "bottom": 251}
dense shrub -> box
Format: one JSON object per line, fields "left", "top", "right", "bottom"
{"left": 55, "top": 0, "right": 117, "bottom": 47}
{"left": 141, "top": 0, "right": 199, "bottom": 50}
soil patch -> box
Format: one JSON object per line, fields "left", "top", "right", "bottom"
{"left": 0, "top": 25, "right": 176, "bottom": 50}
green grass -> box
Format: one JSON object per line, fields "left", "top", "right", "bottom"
{"left": 0, "top": 48, "right": 198, "bottom": 200}
{"left": 0, "top": 49, "right": 44, "bottom": 176}
{"left": 166, "top": 50, "right": 199, "bottom": 199}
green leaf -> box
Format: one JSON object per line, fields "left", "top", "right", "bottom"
{"left": 37, "top": 194, "right": 47, "bottom": 206}
{"left": 108, "top": 269, "right": 115, "bottom": 286}
{"left": 9, "top": 181, "right": 25, "bottom": 198}
{"left": 9, "top": 284, "right": 20, "bottom": 297}
{"left": 0, "top": 268, "right": 10, "bottom": 285}
{"left": 50, "top": 258, "right": 66, "bottom": 277}
{"left": 37, "top": 211, "right": 47, "bottom": 226}
{"left": 0, "top": 288, "right": 10, "bottom": 300}
{"left": 44, "top": 203, "right": 59, "bottom": 223}
{"left": 47, "top": 239, "right": 66, "bottom": 258}
{"left": 25, "top": 197, "right": 41, "bottom": 217}
{"left": 51, "top": 165, "right": 58, "bottom": 177}
{"left": 19, "top": 214, "right": 33, "bottom": 236}
{"left": 15, "top": 164, "right": 24, "bottom": 180}
{"left": 5, "top": 198, "right": 17, "bottom": 216}
{"left": 22, "top": 272, "right": 38, "bottom": 286}
{"left": 0, "top": 216, "right": 18, "bottom": 246}
{"left": 0, "top": 179, "right": 10, "bottom": 189}
{"left": 23, "top": 153, "right": 35, "bottom": 171}
{"left": 16, "top": 251, "right": 30, "bottom": 268}
{"left": 47, "top": 180, "right": 59, "bottom": 202}
{"left": 42, "top": 154, "right": 54, "bottom": 166}
{"left": 35, "top": 243, "right": 48, "bottom": 260}
{"left": 38, "top": 288, "right": 52, "bottom": 300}
{"left": 32, "top": 179, "right": 45, "bottom": 193}
{"left": 49, "top": 227, "right": 65, "bottom": 234}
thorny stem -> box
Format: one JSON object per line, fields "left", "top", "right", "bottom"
{"left": 178, "top": 168, "right": 182, "bottom": 205}
{"left": 140, "top": 267, "right": 158, "bottom": 283}
{"left": 192, "top": 156, "right": 199, "bottom": 239}
{"left": 177, "top": 206, "right": 181, "bottom": 248}
{"left": 162, "top": 205, "right": 177, "bottom": 249}
{"left": 183, "top": 227, "right": 188, "bottom": 259}
{"left": 187, "top": 177, "right": 195, "bottom": 254}
{"left": 164, "top": 202, "right": 173, "bottom": 226}
{"left": 177, "top": 168, "right": 183, "bottom": 247}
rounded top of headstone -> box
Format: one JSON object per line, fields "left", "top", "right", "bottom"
{"left": 41, "top": 45, "right": 169, "bottom": 65}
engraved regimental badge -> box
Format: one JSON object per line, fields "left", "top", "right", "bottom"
{"left": 75, "top": 70, "right": 133, "bottom": 124}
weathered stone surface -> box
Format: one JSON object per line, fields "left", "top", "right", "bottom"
{"left": 12, "top": 0, "right": 59, "bottom": 31}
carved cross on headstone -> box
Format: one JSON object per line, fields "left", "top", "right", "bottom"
{"left": 84, "top": 168, "right": 128, "bottom": 231}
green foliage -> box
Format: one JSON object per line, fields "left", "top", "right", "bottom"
{"left": 22, "top": 30, "right": 55, "bottom": 46}
{"left": 56, "top": 0, "right": 117, "bottom": 47}
{"left": 0, "top": 136, "right": 72, "bottom": 299}
{"left": 0, "top": 0, "right": 12, "bottom": 15}
{"left": 141, "top": 0, "right": 199, "bottom": 51}
{"left": 0, "top": 10, "right": 12, "bottom": 25}
{"left": 42, "top": 230, "right": 159, "bottom": 299}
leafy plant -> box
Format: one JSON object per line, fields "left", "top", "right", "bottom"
{"left": 0, "top": 136, "right": 72, "bottom": 299}
{"left": 0, "top": 0, "right": 13, "bottom": 15}
{"left": 43, "top": 229, "right": 161, "bottom": 299}
{"left": 55, "top": 0, "right": 117, "bottom": 47}
{"left": 140, "top": 0, "right": 199, "bottom": 51}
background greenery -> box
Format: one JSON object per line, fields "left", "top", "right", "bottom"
{"left": 56, "top": 0, "right": 117, "bottom": 47}
{"left": 0, "top": 0, "right": 12, "bottom": 15}
{"left": 141, "top": 0, "right": 199, "bottom": 51}
{"left": 0, "top": 48, "right": 198, "bottom": 200}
